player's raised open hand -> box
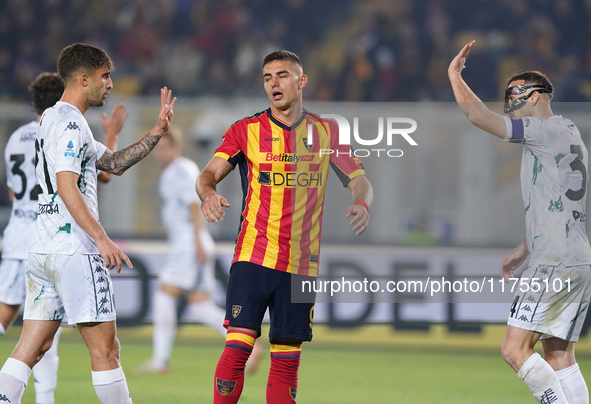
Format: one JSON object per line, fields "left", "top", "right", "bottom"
{"left": 500, "top": 240, "right": 529, "bottom": 283}
{"left": 101, "top": 102, "right": 129, "bottom": 140}
{"left": 201, "top": 193, "right": 231, "bottom": 224}
{"left": 156, "top": 87, "right": 177, "bottom": 134}
{"left": 448, "top": 40, "right": 475, "bottom": 75}
{"left": 96, "top": 236, "right": 133, "bottom": 273}
{"left": 346, "top": 203, "right": 369, "bottom": 236}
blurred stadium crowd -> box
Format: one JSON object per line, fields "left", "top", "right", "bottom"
{"left": 2, "top": 0, "right": 591, "bottom": 102}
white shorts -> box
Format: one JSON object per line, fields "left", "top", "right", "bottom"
{"left": 507, "top": 264, "right": 591, "bottom": 342}
{"left": 24, "top": 252, "right": 116, "bottom": 325}
{"left": 0, "top": 259, "right": 26, "bottom": 306}
{"left": 160, "top": 229, "right": 216, "bottom": 292}
{"left": 160, "top": 253, "right": 216, "bottom": 293}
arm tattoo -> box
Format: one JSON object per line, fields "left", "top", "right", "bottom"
{"left": 97, "top": 132, "right": 161, "bottom": 175}
{"left": 218, "top": 164, "right": 233, "bottom": 181}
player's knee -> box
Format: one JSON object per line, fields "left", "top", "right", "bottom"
{"left": 28, "top": 336, "right": 56, "bottom": 365}
{"left": 39, "top": 338, "right": 54, "bottom": 355}
{"left": 501, "top": 347, "right": 512, "bottom": 365}
{"left": 501, "top": 342, "right": 519, "bottom": 367}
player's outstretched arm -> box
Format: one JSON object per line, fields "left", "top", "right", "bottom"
{"left": 345, "top": 175, "right": 373, "bottom": 236}
{"left": 97, "top": 87, "right": 176, "bottom": 175}
{"left": 448, "top": 41, "right": 506, "bottom": 139}
{"left": 500, "top": 239, "right": 529, "bottom": 283}
{"left": 98, "top": 102, "right": 129, "bottom": 183}
{"left": 196, "top": 156, "right": 234, "bottom": 224}
{"left": 56, "top": 171, "right": 132, "bottom": 273}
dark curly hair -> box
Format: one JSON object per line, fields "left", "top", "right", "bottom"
{"left": 28, "top": 72, "right": 64, "bottom": 115}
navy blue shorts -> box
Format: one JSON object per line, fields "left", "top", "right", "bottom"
{"left": 223, "top": 261, "right": 315, "bottom": 342}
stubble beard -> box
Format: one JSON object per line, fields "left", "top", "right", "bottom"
{"left": 89, "top": 94, "right": 106, "bottom": 107}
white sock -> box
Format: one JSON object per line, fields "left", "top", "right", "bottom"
{"left": 152, "top": 290, "right": 178, "bottom": 367}
{"left": 188, "top": 299, "right": 227, "bottom": 337}
{"left": 556, "top": 363, "right": 589, "bottom": 404}
{"left": 517, "top": 353, "right": 570, "bottom": 404}
{"left": 0, "top": 323, "right": 5, "bottom": 336}
{"left": 0, "top": 358, "right": 32, "bottom": 403}
{"left": 33, "top": 327, "right": 62, "bottom": 404}
{"left": 91, "top": 367, "right": 132, "bottom": 404}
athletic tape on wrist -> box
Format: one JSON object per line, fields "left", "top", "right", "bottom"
{"left": 354, "top": 199, "right": 369, "bottom": 213}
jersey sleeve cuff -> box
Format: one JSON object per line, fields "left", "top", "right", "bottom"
{"left": 95, "top": 141, "right": 107, "bottom": 161}
{"left": 340, "top": 169, "right": 366, "bottom": 187}
{"left": 55, "top": 167, "right": 81, "bottom": 176}
{"left": 502, "top": 116, "right": 512, "bottom": 142}
{"left": 348, "top": 169, "right": 366, "bottom": 181}
{"left": 215, "top": 151, "right": 243, "bottom": 167}
{"left": 503, "top": 117, "right": 526, "bottom": 144}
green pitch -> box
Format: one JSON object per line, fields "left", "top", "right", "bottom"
{"left": 1, "top": 325, "right": 590, "bottom": 403}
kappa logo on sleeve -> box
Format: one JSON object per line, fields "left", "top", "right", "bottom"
{"left": 64, "top": 140, "right": 75, "bottom": 157}
{"left": 65, "top": 122, "right": 80, "bottom": 131}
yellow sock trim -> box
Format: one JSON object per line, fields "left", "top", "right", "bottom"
{"left": 226, "top": 331, "right": 256, "bottom": 347}
{"left": 270, "top": 344, "right": 302, "bottom": 353}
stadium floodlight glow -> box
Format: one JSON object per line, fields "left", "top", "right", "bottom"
{"left": 504, "top": 84, "right": 553, "bottom": 113}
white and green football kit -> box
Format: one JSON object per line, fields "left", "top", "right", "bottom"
{"left": 25, "top": 101, "right": 115, "bottom": 325}
{"left": 0, "top": 121, "right": 40, "bottom": 305}
{"left": 159, "top": 156, "right": 216, "bottom": 292}
{"left": 504, "top": 115, "right": 591, "bottom": 341}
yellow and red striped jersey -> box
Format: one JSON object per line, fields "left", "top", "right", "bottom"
{"left": 215, "top": 108, "right": 365, "bottom": 277}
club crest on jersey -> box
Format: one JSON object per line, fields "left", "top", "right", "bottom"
{"left": 290, "top": 388, "right": 297, "bottom": 399}
{"left": 65, "top": 122, "right": 80, "bottom": 131}
{"left": 64, "top": 140, "right": 75, "bottom": 157}
{"left": 216, "top": 378, "right": 236, "bottom": 396}
{"left": 232, "top": 305, "right": 242, "bottom": 318}
{"left": 302, "top": 137, "right": 313, "bottom": 152}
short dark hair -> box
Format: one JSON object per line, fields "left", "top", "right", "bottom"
{"left": 28, "top": 72, "right": 64, "bottom": 115}
{"left": 57, "top": 43, "right": 113, "bottom": 85}
{"left": 507, "top": 70, "right": 554, "bottom": 99}
{"left": 263, "top": 50, "right": 303, "bottom": 71}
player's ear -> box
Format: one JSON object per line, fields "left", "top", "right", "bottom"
{"left": 80, "top": 73, "right": 89, "bottom": 88}
{"left": 299, "top": 74, "right": 308, "bottom": 90}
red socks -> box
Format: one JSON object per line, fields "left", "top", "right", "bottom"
{"left": 214, "top": 334, "right": 302, "bottom": 404}
{"left": 266, "top": 344, "right": 301, "bottom": 404}
{"left": 213, "top": 330, "right": 256, "bottom": 404}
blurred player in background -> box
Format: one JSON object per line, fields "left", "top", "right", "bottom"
{"left": 0, "top": 72, "right": 127, "bottom": 404}
{"left": 95, "top": 102, "right": 129, "bottom": 184}
{"left": 0, "top": 43, "right": 176, "bottom": 404}
{"left": 449, "top": 41, "right": 591, "bottom": 404}
{"left": 197, "top": 50, "right": 373, "bottom": 403}
{"left": 137, "top": 125, "right": 227, "bottom": 374}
